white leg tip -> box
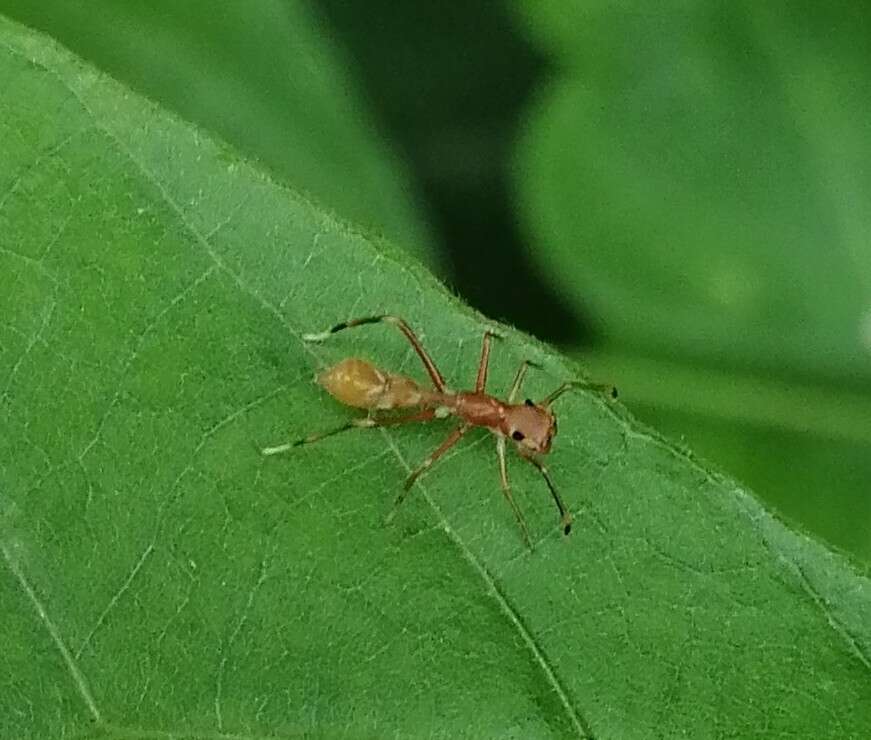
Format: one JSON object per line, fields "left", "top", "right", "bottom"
{"left": 262, "top": 443, "right": 292, "bottom": 456}
{"left": 302, "top": 331, "right": 331, "bottom": 342}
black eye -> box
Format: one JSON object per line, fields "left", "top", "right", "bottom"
{"left": 524, "top": 399, "right": 534, "bottom": 407}
{"left": 511, "top": 430, "right": 525, "bottom": 441}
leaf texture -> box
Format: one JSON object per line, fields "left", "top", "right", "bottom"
{"left": 1, "top": 17, "right": 870, "bottom": 739}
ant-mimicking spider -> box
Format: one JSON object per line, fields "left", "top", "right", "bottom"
{"left": 263, "top": 315, "right": 616, "bottom": 548}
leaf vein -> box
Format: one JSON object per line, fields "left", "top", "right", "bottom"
{"left": 794, "top": 563, "right": 871, "bottom": 673}
{"left": 0, "top": 541, "right": 102, "bottom": 722}
{"left": 379, "top": 431, "right": 595, "bottom": 739}
{"left": 77, "top": 265, "right": 219, "bottom": 465}
{"left": 1, "top": 298, "right": 56, "bottom": 400}
{"left": 74, "top": 542, "right": 155, "bottom": 660}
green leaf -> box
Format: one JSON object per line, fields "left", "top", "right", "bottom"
{"left": 512, "top": 2, "right": 871, "bottom": 562}
{"left": 2, "top": 16, "right": 870, "bottom": 739}
{"left": 580, "top": 351, "right": 871, "bottom": 564}
{"left": 0, "top": 0, "right": 435, "bottom": 264}
{"left": 515, "top": 2, "right": 871, "bottom": 378}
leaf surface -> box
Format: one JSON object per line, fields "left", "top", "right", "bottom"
{"left": 2, "top": 17, "right": 870, "bottom": 739}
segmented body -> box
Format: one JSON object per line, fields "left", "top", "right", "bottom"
{"left": 318, "top": 357, "right": 556, "bottom": 453}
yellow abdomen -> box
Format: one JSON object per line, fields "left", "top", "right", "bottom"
{"left": 317, "top": 358, "right": 424, "bottom": 410}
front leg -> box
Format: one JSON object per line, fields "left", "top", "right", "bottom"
{"left": 496, "top": 436, "right": 533, "bottom": 549}
{"left": 507, "top": 360, "right": 542, "bottom": 404}
{"left": 519, "top": 450, "right": 573, "bottom": 535}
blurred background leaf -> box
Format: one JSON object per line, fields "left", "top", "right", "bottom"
{"left": 511, "top": 1, "right": 871, "bottom": 562}
{"left": 3, "top": 0, "right": 868, "bottom": 567}
{"left": 0, "top": 0, "right": 435, "bottom": 262}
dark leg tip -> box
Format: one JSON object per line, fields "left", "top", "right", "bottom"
{"left": 563, "top": 522, "right": 572, "bottom": 535}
